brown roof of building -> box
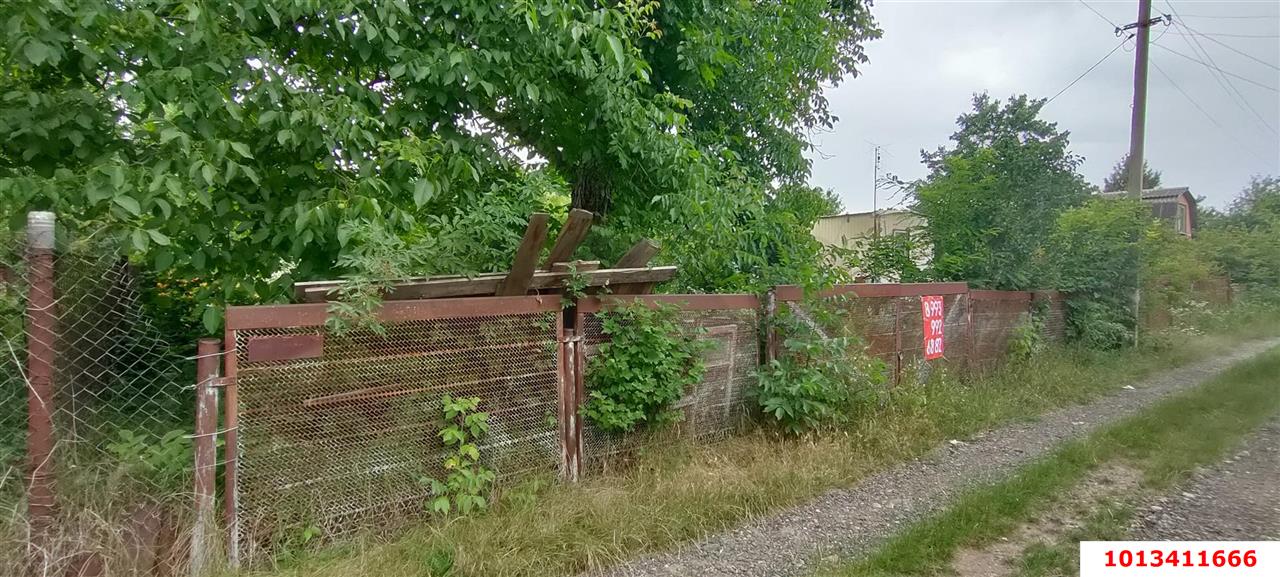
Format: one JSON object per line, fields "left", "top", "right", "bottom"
{"left": 1097, "top": 186, "right": 1192, "bottom": 204}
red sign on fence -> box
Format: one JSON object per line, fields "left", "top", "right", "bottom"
{"left": 921, "top": 295, "right": 944, "bottom": 360}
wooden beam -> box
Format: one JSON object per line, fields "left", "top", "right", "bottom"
{"left": 497, "top": 213, "right": 550, "bottom": 296}
{"left": 543, "top": 209, "right": 594, "bottom": 270}
{"left": 550, "top": 260, "right": 600, "bottom": 273}
{"left": 613, "top": 239, "right": 660, "bottom": 268}
{"left": 298, "top": 266, "right": 678, "bottom": 302}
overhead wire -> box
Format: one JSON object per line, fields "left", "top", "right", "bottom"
{"left": 1047, "top": 34, "right": 1133, "bottom": 104}
{"left": 1161, "top": 1, "right": 1278, "bottom": 135}
{"left": 1173, "top": 22, "right": 1280, "bottom": 72}
{"left": 1149, "top": 57, "right": 1270, "bottom": 165}
{"left": 1078, "top": 0, "right": 1121, "bottom": 29}
{"left": 1149, "top": 42, "right": 1279, "bottom": 93}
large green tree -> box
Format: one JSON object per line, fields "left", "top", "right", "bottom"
{"left": 1, "top": 0, "right": 880, "bottom": 331}
{"left": 914, "top": 93, "right": 1091, "bottom": 290}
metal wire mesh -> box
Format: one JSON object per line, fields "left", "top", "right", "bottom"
{"left": 578, "top": 305, "right": 759, "bottom": 467}
{"left": 1, "top": 224, "right": 194, "bottom": 575}
{"left": 969, "top": 296, "right": 1032, "bottom": 370}
{"left": 229, "top": 308, "right": 561, "bottom": 562}
{"left": 897, "top": 293, "right": 971, "bottom": 378}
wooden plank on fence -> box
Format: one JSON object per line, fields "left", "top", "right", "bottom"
{"left": 543, "top": 209, "right": 594, "bottom": 270}
{"left": 295, "top": 267, "right": 678, "bottom": 304}
{"left": 550, "top": 260, "right": 601, "bottom": 273}
{"left": 614, "top": 239, "right": 660, "bottom": 268}
{"left": 497, "top": 213, "right": 550, "bottom": 297}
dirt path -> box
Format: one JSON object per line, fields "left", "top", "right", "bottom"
{"left": 585, "top": 339, "right": 1280, "bottom": 577}
{"left": 1131, "top": 416, "right": 1280, "bottom": 541}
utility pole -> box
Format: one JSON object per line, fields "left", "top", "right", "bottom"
{"left": 872, "top": 145, "right": 882, "bottom": 238}
{"left": 1118, "top": 0, "right": 1168, "bottom": 348}
{"left": 1122, "top": 0, "right": 1167, "bottom": 198}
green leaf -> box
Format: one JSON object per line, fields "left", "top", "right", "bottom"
{"left": 413, "top": 179, "right": 436, "bottom": 207}
{"left": 229, "top": 141, "right": 253, "bottom": 159}
{"left": 23, "top": 40, "right": 51, "bottom": 66}
{"left": 113, "top": 196, "right": 142, "bottom": 216}
{"left": 154, "top": 249, "right": 174, "bottom": 271}
{"left": 605, "top": 35, "right": 626, "bottom": 68}
{"left": 202, "top": 306, "right": 222, "bottom": 334}
{"left": 146, "top": 229, "right": 171, "bottom": 246}
{"left": 130, "top": 228, "right": 149, "bottom": 251}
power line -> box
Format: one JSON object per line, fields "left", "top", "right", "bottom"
{"left": 1172, "top": 14, "right": 1280, "bottom": 20}
{"left": 1150, "top": 42, "right": 1279, "bottom": 92}
{"left": 1165, "top": 30, "right": 1280, "bottom": 39}
{"left": 1163, "top": 1, "right": 1278, "bottom": 135}
{"left": 1149, "top": 57, "right": 1270, "bottom": 165}
{"left": 1078, "top": 0, "right": 1120, "bottom": 29}
{"left": 1178, "top": 22, "right": 1280, "bottom": 71}
{"left": 1047, "top": 35, "right": 1133, "bottom": 104}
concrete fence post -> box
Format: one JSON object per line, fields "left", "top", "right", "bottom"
{"left": 25, "top": 211, "right": 57, "bottom": 558}
{"left": 191, "top": 338, "right": 221, "bottom": 575}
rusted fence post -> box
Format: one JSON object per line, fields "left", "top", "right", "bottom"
{"left": 559, "top": 327, "right": 581, "bottom": 482}
{"left": 25, "top": 211, "right": 57, "bottom": 557}
{"left": 763, "top": 288, "right": 780, "bottom": 365}
{"left": 222, "top": 322, "right": 239, "bottom": 568}
{"left": 191, "top": 338, "right": 221, "bottom": 576}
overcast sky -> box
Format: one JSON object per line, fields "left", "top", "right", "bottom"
{"left": 807, "top": 0, "right": 1280, "bottom": 214}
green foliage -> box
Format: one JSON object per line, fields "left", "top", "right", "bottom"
{"left": 104, "top": 428, "right": 193, "bottom": 489}
{"left": 1008, "top": 307, "right": 1047, "bottom": 362}
{"left": 1102, "top": 153, "right": 1162, "bottom": 192}
{"left": 560, "top": 261, "right": 593, "bottom": 308}
{"left": 1049, "top": 197, "right": 1147, "bottom": 348}
{"left": 1197, "top": 176, "right": 1280, "bottom": 298}
{"left": 849, "top": 229, "right": 930, "bottom": 283}
{"left": 423, "top": 395, "right": 495, "bottom": 516}
{"left": 756, "top": 300, "right": 888, "bottom": 434}
{"left": 916, "top": 94, "right": 1091, "bottom": 290}
{"left": 582, "top": 302, "right": 708, "bottom": 434}
{"left": 1, "top": 0, "right": 881, "bottom": 331}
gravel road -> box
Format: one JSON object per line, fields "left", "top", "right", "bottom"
{"left": 586, "top": 339, "right": 1280, "bottom": 577}
{"left": 1131, "top": 416, "right": 1280, "bottom": 541}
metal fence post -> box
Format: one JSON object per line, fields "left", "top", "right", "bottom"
{"left": 763, "top": 288, "right": 779, "bottom": 365}
{"left": 222, "top": 322, "right": 240, "bottom": 568}
{"left": 25, "top": 211, "right": 57, "bottom": 555}
{"left": 191, "top": 338, "right": 221, "bottom": 576}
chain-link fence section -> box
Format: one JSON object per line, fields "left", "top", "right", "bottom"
{"left": 225, "top": 299, "right": 562, "bottom": 565}
{"left": 1, "top": 215, "right": 195, "bottom": 576}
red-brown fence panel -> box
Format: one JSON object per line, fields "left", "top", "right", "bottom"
{"left": 223, "top": 296, "right": 563, "bottom": 564}
{"left": 775, "top": 283, "right": 972, "bottom": 384}
{"left": 968, "top": 290, "right": 1033, "bottom": 370}
{"left": 574, "top": 295, "right": 760, "bottom": 468}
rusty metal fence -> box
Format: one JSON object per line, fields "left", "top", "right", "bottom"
{"left": 776, "top": 284, "right": 1066, "bottom": 380}
{"left": 221, "top": 297, "right": 564, "bottom": 564}
{"left": 3, "top": 213, "right": 1078, "bottom": 573}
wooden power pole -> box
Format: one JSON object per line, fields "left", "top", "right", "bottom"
{"left": 1124, "top": 0, "right": 1163, "bottom": 199}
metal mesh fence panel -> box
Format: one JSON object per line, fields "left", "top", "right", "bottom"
{"left": 227, "top": 303, "right": 561, "bottom": 563}
{"left": 969, "top": 294, "right": 1031, "bottom": 370}
{"left": 1, "top": 221, "right": 195, "bottom": 576}
{"left": 896, "top": 293, "right": 970, "bottom": 380}
{"left": 578, "top": 302, "right": 758, "bottom": 468}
